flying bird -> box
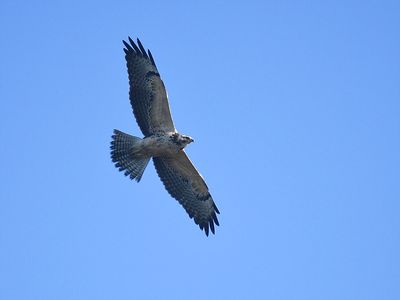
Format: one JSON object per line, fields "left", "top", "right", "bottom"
{"left": 110, "top": 37, "right": 220, "bottom": 236}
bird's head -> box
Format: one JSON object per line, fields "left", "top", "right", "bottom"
{"left": 171, "top": 133, "right": 194, "bottom": 149}
{"left": 181, "top": 134, "right": 194, "bottom": 146}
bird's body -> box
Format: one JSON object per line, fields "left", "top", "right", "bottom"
{"left": 110, "top": 37, "right": 220, "bottom": 236}
{"left": 130, "top": 132, "right": 193, "bottom": 158}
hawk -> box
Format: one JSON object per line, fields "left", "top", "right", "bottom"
{"left": 110, "top": 37, "right": 220, "bottom": 236}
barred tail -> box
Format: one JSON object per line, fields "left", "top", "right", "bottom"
{"left": 110, "top": 129, "right": 150, "bottom": 182}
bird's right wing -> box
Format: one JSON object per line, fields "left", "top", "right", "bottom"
{"left": 153, "top": 151, "right": 220, "bottom": 236}
{"left": 123, "top": 37, "right": 175, "bottom": 136}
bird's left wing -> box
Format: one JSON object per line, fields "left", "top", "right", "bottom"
{"left": 153, "top": 152, "right": 220, "bottom": 236}
{"left": 123, "top": 37, "right": 175, "bottom": 136}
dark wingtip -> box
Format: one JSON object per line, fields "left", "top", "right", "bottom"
{"left": 137, "top": 38, "right": 149, "bottom": 59}
{"left": 128, "top": 36, "right": 135, "bottom": 46}
{"left": 212, "top": 212, "right": 220, "bottom": 226}
{"left": 123, "top": 36, "right": 141, "bottom": 56}
{"left": 204, "top": 224, "right": 209, "bottom": 236}
{"left": 122, "top": 40, "right": 133, "bottom": 52}
{"left": 131, "top": 37, "right": 142, "bottom": 54}
{"left": 148, "top": 49, "right": 156, "bottom": 67}
{"left": 213, "top": 203, "right": 220, "bottom": 214}
{"left": 124, "top": 36, "right": 156, "bottom": 66}
{"left": 209, "top": 220, "right": 215, "bottom": 234}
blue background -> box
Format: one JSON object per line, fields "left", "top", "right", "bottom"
{"left": 1, "top": 1, "right": 399, "bottom": 299}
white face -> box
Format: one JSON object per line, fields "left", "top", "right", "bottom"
{"left": 170, "top": 133, "right": 194, "bottom": 150}
{"left": 180, "top": 134, "right": 194, "bottom": 145}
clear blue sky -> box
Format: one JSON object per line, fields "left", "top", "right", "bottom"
{"left": 1, "top": 1, "right": 399, "bottom": 299}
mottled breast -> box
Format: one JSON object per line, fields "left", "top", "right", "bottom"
{"left": 142, "top": 132, "right": 181, "bottom": 157}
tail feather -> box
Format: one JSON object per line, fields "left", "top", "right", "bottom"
{"left": 110, "top": 129, "right": 150, "bottom": 182}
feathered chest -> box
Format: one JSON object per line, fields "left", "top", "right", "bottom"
{"left": 141, "top": 133, "right": 182, "bottom": 157}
